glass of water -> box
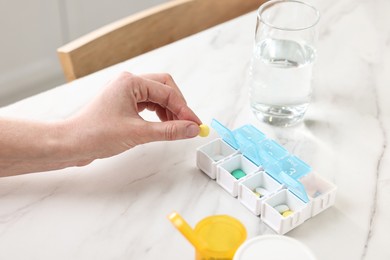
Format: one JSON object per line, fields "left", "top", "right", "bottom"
{"left": 249, "top": 0, "right": 320, "bottom": 127}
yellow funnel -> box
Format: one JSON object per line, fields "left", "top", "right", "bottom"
{"left": 168, "top": 212, "right": 247, "bottom": 260}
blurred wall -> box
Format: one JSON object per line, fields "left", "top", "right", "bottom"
{"left": 0, "top": 0, "right": 170, "bottom": 107}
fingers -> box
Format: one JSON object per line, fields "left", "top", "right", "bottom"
{"left": 140, "top": 73, "right": 186, "bottom": 102}
{"left": 126, "top": 74, "right": 201, "bottom": 125}
{"left": 137, "top": 102, "right": 173, "bottom": 122}
{"left": 139, "top": 73, "right": 188, "bottom": 121}
{"left": 138, "top": 120, "right": 200, "bottom": 143}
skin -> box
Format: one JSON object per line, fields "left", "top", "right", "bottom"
{"left": 0, "top": 72, "right": 202, "bottom": 177}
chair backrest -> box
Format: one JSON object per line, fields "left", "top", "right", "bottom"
{"left": 57, "top": 0, "right": 266, "bottom": 81}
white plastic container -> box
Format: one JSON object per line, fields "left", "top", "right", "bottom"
{"left": 196, "top": 119, "right": 337, "bottom": 234}
{"left": 233, "top": 235, "right": 317, "bottom": 260}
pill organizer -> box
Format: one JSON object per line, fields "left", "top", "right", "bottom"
{"left": 196, "top": 119, "right": 337, "bottom": 234}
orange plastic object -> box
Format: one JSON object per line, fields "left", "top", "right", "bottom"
{"left": 169, "top": 212, "right": 247, "bottom": 260}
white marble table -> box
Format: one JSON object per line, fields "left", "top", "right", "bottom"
{"left": 0, "top": 1, "right": 389, "bottom": 259}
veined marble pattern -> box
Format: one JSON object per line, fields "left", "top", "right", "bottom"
{"left": 0, "top": 0, "right": 389, "bottom": 259}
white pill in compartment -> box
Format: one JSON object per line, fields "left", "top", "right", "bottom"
{"left": 274, "top": 204, "right": 290, "bottom": 214}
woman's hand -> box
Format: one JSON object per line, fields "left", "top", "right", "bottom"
{"left": 66, "top": 72, "right": 202, "bottom": 160}
{"left": 0, "top": 72, "right": 202, "bottom": 177}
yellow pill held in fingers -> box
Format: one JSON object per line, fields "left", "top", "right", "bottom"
{"left": 282, "top": 210, "right": 294, "bottom": 217}
{"left": 199, "top": 124, "right": 210, "bottom": 137}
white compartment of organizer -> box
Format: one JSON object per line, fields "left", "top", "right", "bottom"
{"left": 238, "top": 171, "right": 283, "bottom": 215}
{"left": 216, "top": 154, "right": 259, "bottom": 197}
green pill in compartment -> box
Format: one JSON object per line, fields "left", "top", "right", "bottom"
{"left": 231, "top": 169, "right": 246, "bottom": 179}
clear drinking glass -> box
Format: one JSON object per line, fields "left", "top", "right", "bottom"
{"left": 249, "top": 0, "right": 320, "bottom": 127}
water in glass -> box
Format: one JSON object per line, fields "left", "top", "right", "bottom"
{"left": 249, "top": 38, "right": 316, "bottom": 126}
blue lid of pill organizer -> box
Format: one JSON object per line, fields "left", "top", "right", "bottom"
{"left": 278, "top": 156, "right": 312, "bottom": 179}
{"left": 234, "top": 125, "right": 266, "bottom": 165}
{"left": 235, "top": 132, "right": 262, "bottom": 166}
{"left": 279, "top": 172, "right": 309, "bottom": 203}
{"left": 266, "top": 155, "right": 311, "bottom": 203}
{"left": 234, "top": 124, "right": 266, "bottom": 143}
{"left": 257, "top": 139, "right": 289, "bottom": 168}
{"left": 211, "top": 119, "right": 239, "bottom": 150}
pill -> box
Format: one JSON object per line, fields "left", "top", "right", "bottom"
{"left": 231, "top": 169, "right": 246, "bottom": 179}
{"left": 313, "top": 191, "right": 322, "bottom": 198}
{"left": 199, "top": 124, "right": 210, "bottom": 137}
{"left": 212, "top": 154, "right": 225, "bottom": 161}
{"left": 255, "top": 187, "right": 269, "bottom": 197}
{"left": 253, "top": 192, "right": 262, "bottom": 198}
{"left": 274, "top": 204, "right": 290, "bottom": 214}
{"left": 282, "top": 210, "right": 294, "bottom": 217}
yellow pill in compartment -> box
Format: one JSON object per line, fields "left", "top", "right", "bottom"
{"left": 282, "top": 210, "right": 294, "bottom": 217}
{"left": 253, "top": 192, "right": 262, "bottom": 198}
{"left": 199, "top": 124, "right": 210, "bottom": 137}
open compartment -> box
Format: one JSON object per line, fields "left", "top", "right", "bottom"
{"left": 216, "top": 154, "right": 259, "bottom": 197}
{"left": 238, "top": 171, "right": 283, "bottom": 215}
{"left": 261, "top": 189, "right": 311, "bottom": 234}
{"left": 300, "top": 172, "right": 337, "bottom": 217}
{"left": 196, "top": 138, "right": 238, "bottom": 179}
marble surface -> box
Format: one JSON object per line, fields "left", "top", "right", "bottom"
{"left": 0, "top": 0, "right": 389, "bottom": 259}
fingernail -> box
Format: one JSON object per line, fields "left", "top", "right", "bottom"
{"left": 186, "top": 124, "right": 199, "bottom": 137}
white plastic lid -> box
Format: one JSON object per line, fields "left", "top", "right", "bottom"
{"left": 233, "top": 235, "right": 317, "bottom": 260}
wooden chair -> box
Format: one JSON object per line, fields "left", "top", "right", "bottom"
{"left": 57, "top": 0, "right": 266, "bottom": 81}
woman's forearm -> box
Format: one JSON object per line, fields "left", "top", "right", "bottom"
{"left": 0, "top": 118, "right": 81, "bottom": 177}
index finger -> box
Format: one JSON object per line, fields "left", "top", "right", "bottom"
{"left": 140, "top": 73, "right": 186, "bottom": 102}
{"left": 129, "top": 75, "right": 201, "bottom": 124}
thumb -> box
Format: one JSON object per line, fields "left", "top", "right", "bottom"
{"left": 141, "top": 121, "right": 200, "bottom": 142}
